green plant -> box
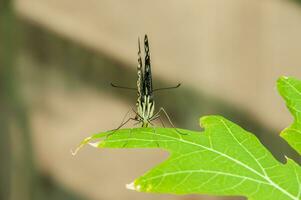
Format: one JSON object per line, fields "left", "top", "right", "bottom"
{"left": 74, "top": 76, "right": 301, "bottom": 200}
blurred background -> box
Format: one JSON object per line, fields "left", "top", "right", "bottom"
{"left": 1, "top": 0, "right": 301, "bottom": 200}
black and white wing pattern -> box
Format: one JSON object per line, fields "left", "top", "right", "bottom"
{"left": 143, "top": 35, "right": 153, "bottom": 98}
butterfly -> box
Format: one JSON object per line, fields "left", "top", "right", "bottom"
{"left": 71, "top": 35, "right": 182, "bottom": 155}
{"left": 111, "top": 34, "right": 181, "bottom": 129}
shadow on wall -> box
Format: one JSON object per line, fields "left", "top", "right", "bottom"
{"left": 0, "top": 0, "right": 85, "bottom": 200}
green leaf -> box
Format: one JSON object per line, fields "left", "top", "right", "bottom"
{"left": 74, "top": 116, "right": 301, "bottom": 200}
{"left": 277, "top": 76, "right": 301, "bottom": 154}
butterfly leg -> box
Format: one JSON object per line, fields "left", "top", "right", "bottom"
{"left": 153, "top": 107, "right": 187, "bottom": 136}
{"left": 107, "top": 107, "right": 138, "bottom": 137}
{"left": 149, "top": 114, "right": 166, "bottom": 128}
{"left": 157, "top": 115, "right": 165, "bottom": 128}
{"left": 107, "top": 117, "right": 137, "bottom": 138}
{"left": 121, "top": 108, "right": 141, "bottom": 147}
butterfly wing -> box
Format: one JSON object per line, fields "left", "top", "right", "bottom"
{"left": 143, "top": 34, "right": 153, "bottom": 97}
{"left": 136, "top": 35, "right": 155, "bottom": 126}
{"left": 137, "top": 37, "right": 143, "bottom": 98}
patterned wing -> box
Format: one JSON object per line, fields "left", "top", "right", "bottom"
{"left": 137, "top": 37, "right": 143, "bottom": 99}
{"left": 143, "top": 34, "right": 153, "bottom": 97}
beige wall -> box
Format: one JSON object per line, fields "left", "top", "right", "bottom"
{"left": 15, "top": 0, "right": 301, "bottom": 129}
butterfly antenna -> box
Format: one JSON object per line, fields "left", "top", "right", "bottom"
{"left": 110, "top": 83, "right": 136, "bottom": 90}
{"left": 153, "top": 83, "right": 181, "bottom": 92}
